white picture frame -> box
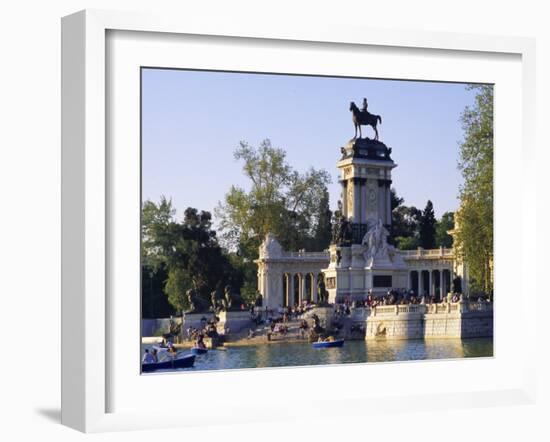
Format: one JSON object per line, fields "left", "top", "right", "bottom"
{"left": 61, "top": 9, "right": 537, "bottom": 433}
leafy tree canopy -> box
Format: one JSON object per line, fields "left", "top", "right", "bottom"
{"left": 142, "top": 199, "right": 243, "bottom": 314}
{"left": 454, "top": 85, "right": 494, "bottom": 295}
{"left": 435, "top": 211, "right": 454, "bottom": 248}
{"left": 419, "top": 200, "right": 437, "bottom": 249}
{"left": 216, "top": 139, "right": 332, "bottom": 256}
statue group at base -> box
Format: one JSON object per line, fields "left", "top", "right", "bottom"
{"left": 362, "top": 219, "right": 390, "bottom": 262}
{"left": 331, "top": 200, "right": 353, "bottom": 246}
{"left": 316, "top": 279, "right": 329, "bottom": 306}
{"left": 185, "top": 288, "right": 211, "bottom": 314}
{"left": 186, "top": 284, "right": 247, "bottom": 314}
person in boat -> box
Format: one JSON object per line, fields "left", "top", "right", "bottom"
{"left": 142, "top": 348, "right": 155, "bottom": 364}
{"left": 196, "top": 333, "right": 206, "bottom": 349}
{"left": 166, "top": 341, "right": 176, "bottom": 355}
{"left": 151, "top": 348, "right": 159, "bottom": 362}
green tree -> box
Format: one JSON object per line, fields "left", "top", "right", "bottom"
{"left": 395, "top": 236, "right": 419, "bottom": 250}
{"left": 142, "top": 200, "right": 243, "bottom": 314}
{"left": 141, "top": 196, "right": 176, "bottom": 270}
{"left": 141, "top": 197, "right": 177, "bottom": 318}
{"left": 455, "top": 85, "right": 493, "bottom": 295}
{"left": 418, "top": 200, "right": 436, "bottom": 249}
{"left": 310, "top": 188, "right": 332, "bottom": 251}
{"left": 141, "top": 264, "right": 176, "bottom": 319}
{"left": 435, "top": 211, "right": 454, "bottom": 248}
{"left": 216, "top": 139, "right": 331, "bottom": 254}
{"left": 390, "top": 188, "right": 421, "bottom": 248}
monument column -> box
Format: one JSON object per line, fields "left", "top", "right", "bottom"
{"left": 360, "top": 179, "right": 367, "bottom": 223}
{"left": 300, "top": 275, "right": 307, "bottom": 304}
{"left": 312, "top": 274, "right": 318, "bottom": 302}
{"left": 341, "top": 181, "right": 348, "bottom": 218}
{"left": 419, "top": 270, "right": 424, "bottom": 296}
{"left": 353, "top": 178, "right": 361, "bottom": 222}
{"left": 288, "top": 273, "right": 296, "bottom": 307}
{"left": 385, "top": 182, "right": 391, "bottom": 226}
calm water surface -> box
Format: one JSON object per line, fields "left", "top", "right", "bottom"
{"left": 141, "top": 338, "right": 493, "bottom": 373}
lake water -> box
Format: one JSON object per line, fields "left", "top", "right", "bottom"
{"left": 141, "top": 338, "right": 493, "bottom": 373}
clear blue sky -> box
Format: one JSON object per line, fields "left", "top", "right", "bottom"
{"left": 142, "top": 68, "right": 477, "bottom": 222}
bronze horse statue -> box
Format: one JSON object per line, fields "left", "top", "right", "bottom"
{"left": 349, "top": 101, "right": 382, "bottom": 140}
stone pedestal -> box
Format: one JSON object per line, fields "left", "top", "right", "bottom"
{"left": 182, "top": 312, "right": 214, "bottom": 334}
{"left": 216, "top": 310, "right": 252, "bottom": 335}
{"left": 306, "top": 306, "right": 335, "bottom": 330}
{"left": 323, "top": 241, "right": 408, "bottom": 303}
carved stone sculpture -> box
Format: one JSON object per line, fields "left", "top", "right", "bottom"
{"left": 224, "top": 285, "right": 246, "bottom": 311}
{"left": 260, "top": 233, "right": 283, "bottom": 259}
{"left": 254, "top": 291, "right": 263, "bottom": 307}
{"left": 317, "top": 279, "right": 328, "bottom": 306}
{"left": 186, "top": 288, "right": 210, "bottom": 313}
{"left": 210, "top": 288, "right": 224, "bottom": 312}
{"left": 362, "top": 219, "right": 390, "bottom": 261}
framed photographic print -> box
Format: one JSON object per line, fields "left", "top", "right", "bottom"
{"left": 62, "top": 9, "right": 537, "bottom": 432}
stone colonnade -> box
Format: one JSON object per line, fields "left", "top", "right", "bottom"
{"left": 407, "top": 268, "right": 452, "bottom": 299}
{"left": 255, "top": 246, "right": 330, "bottom": 309}
{"left": 281, "top": 272, "right": 326, "bottom": 307}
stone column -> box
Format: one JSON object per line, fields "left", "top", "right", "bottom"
{"left": 428, "top": 271, "right": 432, "bottom": 296}
{"left": 354, "top": 179, "right": 361, "bottom": 222}
{"left": 419, "top": 270, "right": 424, "bottom": 296}
{"left": 408, "top": 271, "right": 413, "bottom": 290}
{"left": 289, "top": 273, "right": 295, "bottom": 307}
{"left": 300, "top": 274, "right": 307, "bottom": 304}
{"left": 385, "top": 183, "right": 391, "bottom": 227}
{"left": 257, "top": 264, "right": 265, "bottom": 297}
{"left": 341, "top": 181, "right": 348, "bottom": 218}
{"left": 263, "top": 269, "right": 270, "bottom": 306}
{"left": 312, "top": 274, "right": 318, "bottom": 302}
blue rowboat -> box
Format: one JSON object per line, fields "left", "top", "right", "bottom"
{"left": 191, "top": 347, "right": 208, "bottom": 355}
{"left": 312, "top": 339, "right": 344, "bottom": 349}
{"left": 142, "top": 354, "right": 196, "bottom": 372}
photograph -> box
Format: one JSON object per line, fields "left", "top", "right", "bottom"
{"left": 139, "top": 68, "right": 494, "bottom": 373}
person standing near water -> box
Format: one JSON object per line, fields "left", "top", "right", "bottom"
{"left": 142, "top": 349, "right": 155, "bottom": 364}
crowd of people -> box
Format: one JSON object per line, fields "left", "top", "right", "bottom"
{"left": 345, "top": 288, "right": 468, "bottom": 309}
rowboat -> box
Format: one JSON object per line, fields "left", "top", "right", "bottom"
{"left": 142, "top": 354, "right": 196, "bottom": 372}
{"left": 191, "top": 347, "right": 208, "bottom": 355}
{"left": 312, "top": 339, "right": 344, "bottom": 349}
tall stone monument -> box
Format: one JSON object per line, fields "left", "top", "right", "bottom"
{"left": 322, "top": 99, "right": 407, "bottom": 303}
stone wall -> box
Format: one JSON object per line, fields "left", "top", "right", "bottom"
{"left": 364, "top": 302, "right": 493, "bottom": 340}
{"left": 216, "top": 310, "right": 252, "bottom": 335}
{"left": 365, "top": 305, "right": 425, "bottom": 340}
{"left": 141, "top": 317, "right": 182, "bottom": 337}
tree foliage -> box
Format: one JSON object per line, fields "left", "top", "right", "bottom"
{"left": 418, "top": 200, "right": 437, "bottom": 249}
{"left": 390, "top": 188, "right": 421, "bottom": 249}
{"left": 141, "top": 198, "right": 243, "bottom": 314}
{"left": 454, "top": 85, "right": 493, "bottom": 295}
{"left": 435, "top": 211, "right": 454, "bottom": 248}
{"left": 216, "top": 139, "right": 332, "bottom": 254}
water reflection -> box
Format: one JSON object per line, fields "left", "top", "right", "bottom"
{"left": 424, "top": 339, "right": 465, "bottom": 360}
{"left": 140, "top": 338, "right": 493, "bottom": 373}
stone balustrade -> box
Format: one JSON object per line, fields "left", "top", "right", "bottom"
{"left": 365, "top": 301, "right": 493, "bottom": 340}
{"left": 281, "top": 251, "right": 330, "bottom": 259}
{"left": 399, "top": 247, "right": 453, "bottom": 259}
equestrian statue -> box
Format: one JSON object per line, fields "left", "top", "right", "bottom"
{"left": 349, "top": 97, "right": 382, "bottom": 140}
